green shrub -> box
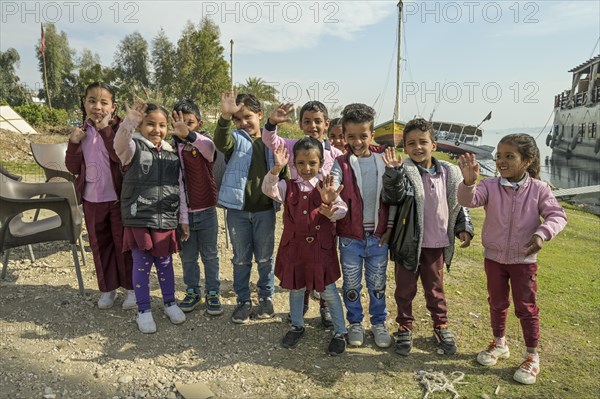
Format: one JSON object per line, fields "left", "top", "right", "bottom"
{"left": 13, "top": 104, "right": 69, "bottom": 127}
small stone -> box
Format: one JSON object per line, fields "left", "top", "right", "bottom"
{"left": 43, "top": 395, "right": 56, "bottom": 399}
{"left": 118, "top": 375, "right": 133, "bottom": 384}
{"left": 377, "top": 362, "right": 385, "bottom": 370}
{"left": 44, "top": 387, "right": 53, "bottom": 394}
{"left": 481, "top": 394, "right": 490, "bottom": 399}
{"left": 166, "top": 393, "right": 176, "bottom": 399}
{"left": 437, "top": 348, "right": 445, "bottom": 355}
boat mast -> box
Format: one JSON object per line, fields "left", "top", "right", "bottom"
{"left": 393, "top": 1, "right": 403, "bottom": 147}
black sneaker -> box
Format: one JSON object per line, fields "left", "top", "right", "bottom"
{"left": 393, "top": 326, "right": 413, "bottom": 356}
{"left": 231, "top": 301, "right": 252, "bottom": 324}
{"left": 328, "top": 332, "right": 346, "bottom": 356}
{"left": 286, "top": 303, "right": 309, "bottom": 323}
{"left": 320, "top": 306, "right": 334, "bottom": 328}
{"left": 433, "top": 324, "right": 457, "bottom": 355}
{"left": 257, "top": 297, "right": 275, "bottom": 319}
{"left": 179, "top": 289, "right": 201, "bottom": 313}
{"left": 281, "top": 325, "right": 305, "bottom": 349}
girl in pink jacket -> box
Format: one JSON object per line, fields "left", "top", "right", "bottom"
{"left": 457, "top": 133, "right": 567, "bottom": 386}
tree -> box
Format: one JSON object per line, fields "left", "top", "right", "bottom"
{"left": 151, "top": 28, "right": 176, "bottom": 100}
{"left": 35, "top": 23, "right": 77, "bottom": 109}
{"left": 76, "top": 49, "right": 116, "bottom": 105}
{"left": 0, "top": 48, "right": 30, "bottom": 106}
{"left": 237, "top": 77, "right": 278, "bottom": 104}
{"left": 113, "top": 31, "right": 150, "bottom": 96}
{"left": 175, "top": 19, "right": 231, "bottom": 110}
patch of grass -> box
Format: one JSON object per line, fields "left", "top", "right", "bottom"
{"left": 1, "top": 161, "right": 44, "bottom": 178}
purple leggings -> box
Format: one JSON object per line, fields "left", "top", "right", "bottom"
{"left": 131, "top": 248, "right": 176, "bottom": 312}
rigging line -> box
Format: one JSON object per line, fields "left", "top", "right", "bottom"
{"left": 535, "top": 109, "right": 555, "bottom": 140}
{"left": 589, "top": 36, "right": 600, "bottom": 59}
{"left": 402, "top": 19, "right": 421, "bottom": 118}
{"left": 376, "top": 19, "right": 398, "bottom": 120}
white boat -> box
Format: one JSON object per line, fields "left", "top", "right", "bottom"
{"left": 546, "top": 55, "right": 600, "bottom": 160}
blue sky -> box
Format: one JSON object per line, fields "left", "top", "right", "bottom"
{"left": 1, "top": 1, "right": 599, "bottom": 130}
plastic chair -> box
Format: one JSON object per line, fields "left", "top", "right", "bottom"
{"left": 0, "top": 176, "right": 86, "bottom": 295}
{"left": 30, "top": 142, "right": 74, "bottom": 183}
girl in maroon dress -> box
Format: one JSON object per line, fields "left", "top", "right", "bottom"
{"left": 262, "top": 137, "right": 348, "bottom": 356}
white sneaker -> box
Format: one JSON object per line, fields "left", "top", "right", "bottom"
{"left": 347, "top": 323, "right": 364, "bottom": 346}
{"left": 122, "top": 290, "right": 137, "bottom": 310}
{"left": 97, "top": 290, "right": 116, "bottom": 309}
{"left": 137, "top": 311, "right": 157, "bottom": 334}
{"left": 371, "top": 323, "right": 392, "bottom": 348}
{"left": 164, "top": 304, "right": 186, "bottom": 325}
{"left": 477, "top": 341, "right": 510, "bottom": 366}
{"left": 513, "top": 354, "right": 540, "bottom": 385}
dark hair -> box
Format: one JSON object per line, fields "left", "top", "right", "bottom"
{"left": 236, "top": 93, "right": 262, "bottom": 113}
{"left": 173, "top": 98, "right": 201, "bottom": 121}
{"left": 299, "top": 101, "right": 329, "bottom": 124}
{"left": 145, "top": 103, "right": 169, "bottom": 119}
{"left": 80, "top": 82, "right": 117, "bottom": 124}
{"left": 498, "top": 133, "right": 540, "bottom": 179}
{"left": 403, "top": 117, "right": 435, "bottom": 142}
{"left": 340, "top": 103, "right": 375, "bottom": 132}
{"left": 292, "top": 136, "right": 324, "bottom": 163}
{"left": 328, "top": 117, "right": 342, "bottom": 133}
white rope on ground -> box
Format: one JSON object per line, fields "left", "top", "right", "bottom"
{"left": 417, "top": 370, "right": 468, "bottom": 399}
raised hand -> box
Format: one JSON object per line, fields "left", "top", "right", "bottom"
{"left": 317, "top": 175, "right": 343, "bottom": 205}
{"left": 96, "top": 112, "right": 112, "bottom": 130}
{"left": 171, "top": 110, "right": 190, "bottom": 139}
{"left": 524, "top": 234, "right": 543, "bottom": 256}
{"left": 383, "top": 147, "right": 403, "bottom": 168}
{"left": 123, "top": 102, "right": 148, "bottom": 126}
{"left": 274, "top": 145, "right": 289, "bottom": 168}
{"left": 220, "top": 89, "right": 242, "bottom": 120}
{"left": 268, "top": 103, "right": 294, "bottom": 125}
{"left": 69, "top": 127, "right": 86, "bottom": 144}
{"left": 458, "top": 153, "right": 480, "bottom": 186}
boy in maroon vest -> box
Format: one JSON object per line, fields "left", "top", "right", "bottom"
{"left": 172, "top": 99, "right": 222, "bottom": 316}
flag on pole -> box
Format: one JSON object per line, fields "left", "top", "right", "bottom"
{"left": 40, "top": 23, "right": 46, "bottom": 55}
{"left": 482, "top": 111, "right": 492, "bottom": 122}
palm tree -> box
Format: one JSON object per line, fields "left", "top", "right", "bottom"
{"left": 237, "top": 77, "right": 278, "bottom": 103}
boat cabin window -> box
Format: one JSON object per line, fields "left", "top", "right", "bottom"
{"left": 553, "top": 125, "right": 559, "bottom": 135}
{"left": 570, "top": 125, "right": 574, "bottom": 138}
{"left": 589, "top": 123, "right": 597, "bottom": 139}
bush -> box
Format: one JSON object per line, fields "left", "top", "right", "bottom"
{"left": 13, "top": 104, "right": 69, "bottom": 127}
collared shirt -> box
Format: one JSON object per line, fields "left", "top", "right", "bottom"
{"left": 500, "top": 174, "right": 528, "bottom": 190}
{"left": 80, "top": 120, "right": 118, "bottom": 202}
{"left": 417, "top": 159, "right": 450, "bottom": 248}
{"left": 261, "top": 173, "right": 347, "bottom": 221}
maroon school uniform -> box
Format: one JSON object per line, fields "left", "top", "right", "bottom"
{"left": 275, "top": 180, "right": 341, "bottom": 292}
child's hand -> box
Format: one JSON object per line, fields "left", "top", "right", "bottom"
{"left": 272, "top": 145, "right": 289, "bottom": 174}
{"left": 458, "top": 231, "right": 472, "bottom": 248}
{"left": 180, "top": 224, "right": 190, "bottom": 242}
{"left": 459, "top": 153, "right": 480, "bottom": 186}
{"left": 220, "top": 89, "right": 242, "bottom": 120}
{"left": 96, "top": 112, "right": 112, "bottom": 130}
{"left": 268, "top": 103, "right": 294, "bottom": 126}
{"left": 171, "top": 110, "right": 190, "bottom": 139}
{"left": 318, "top": 203, "right": 337, "bottom": 219}
{"left": 123, "top": 102, "right": 147, "bottom": 126}
{"left": 383, "top": 147, "right": 402, "bottom": 168}
{"left": 69, "top": 127, "right": 86, "bottom": 144}
{"left": 317, "top": 175, "right": 343, "bottom": 205}
{"left": 378, "top": 228, "right": 392, "bottom": 247}
{"left": 524, "top": 234, "right": 543, "bottom": 256}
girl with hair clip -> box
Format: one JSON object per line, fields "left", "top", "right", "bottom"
{"left": 457, "top": 133, "right": 567, "bottom": 385}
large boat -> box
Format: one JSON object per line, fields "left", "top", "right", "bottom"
{"left": 546, "top": 55, "right": 600, "bottom": 160}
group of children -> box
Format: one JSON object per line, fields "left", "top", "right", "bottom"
{"left": 65, "top": 81, "right": 567, "bottom": 385}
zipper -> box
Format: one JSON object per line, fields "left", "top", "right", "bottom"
{"left": 158, "top": 150, "right": 162, "bottom": 228}
{"left": 505, "top": 188, "right": 516, "bottom": 262}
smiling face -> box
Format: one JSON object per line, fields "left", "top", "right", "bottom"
{"left": 403, "top": 129, "right": 437, "bottom": 168}
{"left": 294, "top": 148, "right": 322, "bottom": 181}
{"left": 496, "top": 142, "right": 531, "bottom": 182}
{"left": 328, "top": 125, "right": 346, "bottom": 153}
{"left": 345, "top": 122, "right": 374, "bottom": 158}
{"left": 301, "top": 111, "right": 329, "bottom": 141}
{"left": 82, "top": 87, "right": 116, "bottom": 124}
{"left": 139, "top": 110, "right": 168, "bottom": 147}
{"left": 233, "top": 106, "right": 262, "bottom": 137}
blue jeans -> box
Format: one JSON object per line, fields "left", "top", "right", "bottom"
{"left": 290, "top": 283, "right": 347, "bottom": 334}
{"left": 339, "top": 234, "right": 389, "bottom": 325}
{"left": 180, "top": 207, "right": 220, "bottom": 295}
{"left": 227, "top": 208, "right": 275, "bottom": 303}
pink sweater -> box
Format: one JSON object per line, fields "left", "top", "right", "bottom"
{"left": 457, "top": 176, "right": 567, "bottom": 264}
